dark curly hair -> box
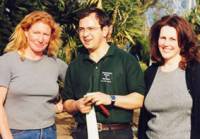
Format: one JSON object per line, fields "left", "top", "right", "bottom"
{"left": 150, "top": 14, "right": 198, "bottom": 69}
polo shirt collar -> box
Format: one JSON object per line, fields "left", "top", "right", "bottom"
{"left": 82, "top": 45, "right": 116, "bottom": 61}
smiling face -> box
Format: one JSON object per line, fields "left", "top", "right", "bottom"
{"left": 25, "top": 21, "right": 51, "bottom": 56}
{"left": 158, "top": 25, "right": 181, "bottom": 63}
{"left": 78, "top": 13, "right": 109, "bottom": 52}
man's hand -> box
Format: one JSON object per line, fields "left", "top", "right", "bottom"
{"left": 75, "top": 97, "right": 93, "bottom": 114}
{"left": 84, "top": 92, "right": 111, "bottom": 106}
{"left": 55, "top": 100, "right": 63, "bottom": 113}
{"left": 63, "top": 97, "right": 93, "bottom": 115}
{"left": 84, "top": 92, "right": 144, "bottom": 110}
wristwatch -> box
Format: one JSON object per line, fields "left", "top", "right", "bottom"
{"left": 110, "top": 95, "right": 116, "bottom": 106}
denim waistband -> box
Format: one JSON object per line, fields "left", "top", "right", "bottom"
{"left": 10, "top": 124, "right": 56, "bottom": 138}
{"left": 11, "top": 124, "right": 56, "bottom": 131}
{"left": 10, "top": 124, "right": 56, "bottom": 135}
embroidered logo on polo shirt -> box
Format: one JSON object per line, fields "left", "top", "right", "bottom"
{"left": 101, "top": 71, "right": 112, "bottom": 83}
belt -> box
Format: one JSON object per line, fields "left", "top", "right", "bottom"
{"left": 97, "top": 123, "right": 131, "bottom": 132}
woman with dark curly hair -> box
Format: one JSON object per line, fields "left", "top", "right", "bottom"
{"left": 138, "top": 15, "right": 200, "bottom": 139}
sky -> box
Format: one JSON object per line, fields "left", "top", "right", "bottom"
{"left": 145, "top": 0, "right": 197, "bottom": 27}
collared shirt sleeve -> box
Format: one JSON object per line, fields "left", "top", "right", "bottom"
{"left": 126, "top": 54, "right": 145, "bottom": 95}
{"left": 61, "top": 65, "right": 74, "bottom": 101}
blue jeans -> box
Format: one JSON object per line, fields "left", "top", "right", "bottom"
{"left": 10, "top": 124, "right": 56, "bottom": 139}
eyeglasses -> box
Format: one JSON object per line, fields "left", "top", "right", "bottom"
{"left": 77, "top": 26, "right": 101, "bottom": 34}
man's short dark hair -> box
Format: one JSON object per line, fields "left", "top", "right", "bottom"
{"left": 78, "top": 7, "right": 111, "bottom": 28}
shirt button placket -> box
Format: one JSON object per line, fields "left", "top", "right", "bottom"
{"left": 93, "top": 64, "right": 100, "bottom": 90}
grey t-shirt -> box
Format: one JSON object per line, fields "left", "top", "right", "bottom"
{"left": 0, "top": 52, "right": 68, "bottom": 129}
{"left": 145, "top": 67, "right": 192, "bottom": 139}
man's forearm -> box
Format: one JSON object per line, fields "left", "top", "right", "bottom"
{"left": 63, "top": 99, "right": 79, "bottom": 115}
{"left": 114, "top": 92, "right": 144, "bottom": 110}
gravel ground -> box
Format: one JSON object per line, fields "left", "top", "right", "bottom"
{"left": 56, "top": 112, "right": 75, "bottom": 139}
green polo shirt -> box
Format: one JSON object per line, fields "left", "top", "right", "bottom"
{"left": 62, "top": 45, "right": 145, "bottom": 124}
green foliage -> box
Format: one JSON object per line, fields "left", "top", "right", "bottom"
{"left": 139, "top": 61, "right": 148, "bottom": 71}
{"left": 187, "top": 4, "right": 200, "bottom": 41}
{"left": 0, "top": 0, "right": 154, "bottom": 64}
{"left": 97, "top": 0, "right": 153, "bottom": 64}
{"left": 197, "top": 0, "right": 200, "bottom": 5}
{"left": 0, "top": 0, "right": 13, "bottom": 54}
{"left": 102, "top": 0, "right": 151, "bottom": 48}
{"left": 0, "top": 0, "right": 80, "bottom": 58}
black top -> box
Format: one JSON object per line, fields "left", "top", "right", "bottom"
{"left": 138, "top": 61, "right": 200, "bottom": 139}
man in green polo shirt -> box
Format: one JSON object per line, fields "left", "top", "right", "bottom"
{"left": 62, "top": 7, "right": 145, "bottom": 139}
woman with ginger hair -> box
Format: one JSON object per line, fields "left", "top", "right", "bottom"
{"left": 0, "top": 11, "right": 67, "bottom": 139}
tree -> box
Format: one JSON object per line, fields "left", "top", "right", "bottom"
{"left": 0, "top": 0, "right": 80, "bottom": 62}
{"left": 0, "top": 0, "right": 156, "bottom": 65}
{"left": 187, "top": 1, "right": 200, "bottom": 42}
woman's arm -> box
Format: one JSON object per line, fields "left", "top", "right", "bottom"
{"left": 0, "top": 87, "right": 13, "bottom": 139}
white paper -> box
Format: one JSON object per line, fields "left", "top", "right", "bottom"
{"left": 85, "top": 94, "right": 99, "bottom": 139}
